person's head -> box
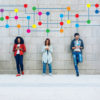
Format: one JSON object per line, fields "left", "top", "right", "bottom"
{"left": 17, "top": 38, "right": 21, "bottom": 43}
{"left": 45, "top": 38, "right": 50, "bottom": 46}
{"left": 14, "top": 36, "right": 24, "bottom": 44}
{"left": 74, "top": 33, "right": 80, "bottom": 40}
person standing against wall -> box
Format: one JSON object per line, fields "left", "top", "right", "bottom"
{"left": 13, "top": 36, "right": 26, "bottom": 77}
{"left": 42, "top": 38, "right": 53, "bottom": 76}
{"left": 70, "top": 33, "right": 84, "bottom": 77}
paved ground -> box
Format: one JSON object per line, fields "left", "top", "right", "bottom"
{"left": 0, "top": 75, "right": 100, "bottom": 100}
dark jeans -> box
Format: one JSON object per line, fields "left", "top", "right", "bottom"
{"left": 43, "top": 62, "right": 52, "bottom": 74}
{"left": 15, "top": 54, "right": 24, "bottom": 74}
{"left": 72, "top": 52, "right": 83, "bottom": 75}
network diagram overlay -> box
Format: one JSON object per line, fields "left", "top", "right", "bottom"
{"left": 0, "top": 3, "right": 100, "bottom": 36}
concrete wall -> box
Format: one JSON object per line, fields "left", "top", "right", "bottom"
{"left": 0, "top": 0, "right": 100, "bottom": 74}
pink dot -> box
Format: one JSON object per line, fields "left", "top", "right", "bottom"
{"left": 14, "top": 16, "right": 18, "bottom": 20}
{"left": 38, "top": 12, "right": 42, "bottom": 16}
{"left": 27, "top": 29, "right": 31, "bottom": 33}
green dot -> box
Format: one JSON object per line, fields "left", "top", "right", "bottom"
{"left": 87, "top": 20, "right": 91, "bottom": 24}
{"left": 32, "top": 6, "right": 36, "bottom": 11}
{"left": 46, "top": 29, "right": 50, "bottom": 33}
{"left": 0, "top": 17, "right": 4, "bottom": 21}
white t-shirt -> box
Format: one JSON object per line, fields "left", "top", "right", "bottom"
{"left": 74, "top": 40, "right": 81, "bottom": 52}
{"left": 16, "top": 44, "right": 20, "bottom": 54}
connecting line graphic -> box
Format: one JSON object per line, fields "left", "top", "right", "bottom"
{"left": 60, "top": 3, "right": 100, "bottom": 33}
{"left": 0, "top": 3, "right": 100, "bottom": 36}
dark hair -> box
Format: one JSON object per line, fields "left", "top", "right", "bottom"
{"left": 14, "top": 36, "right": 24, "bottom": 44}
{"left": 74, "top": 33, "right": 80, "bottom": 37}
{"left": 45, "top": 38, "right": 50, "bottom": 46}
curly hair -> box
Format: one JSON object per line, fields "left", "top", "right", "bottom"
{"left": 14, "top": 36, "right": 24, "bottom": 44}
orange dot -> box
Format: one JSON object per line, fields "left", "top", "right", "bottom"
{"left": 67, "top": 7, "right": 71, "bottom": 11}
{"left": 17, "top": 24, "right": 21, "bottom": 28}
{"left": 60, "top": 29, "right": 64, "bottom": 33}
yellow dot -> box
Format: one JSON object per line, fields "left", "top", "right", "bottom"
{"left": 60, "top": 29, "right": 64, "bottom": 33}
{"left": 32, "top": 24, "right": 37, "bottom": 28}
{"left": 14, "top": 9, "right": 19, "bottom": 13}
{"left": 17, "top": 24, "right": 21, "bottom": 28}
{"left": 67, "top": 20, "right": 71, "bottom": 24}
{"left": 87, "top": 4, "right": 91, "bottom": 8}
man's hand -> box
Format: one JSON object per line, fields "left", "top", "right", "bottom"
{"left": 72, "top": 47, "right": 76, "bottom": 49}
{"left": 76, "top": 46, "right": 80, "bottom": 49}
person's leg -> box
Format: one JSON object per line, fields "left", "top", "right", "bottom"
{"left": 48, "top": 63, "right": 52, "bottom": 74}
{"left": 19, "top": 55, "right": 24, "bottom": 74}
{"left": 43, "top": 62, "right": 47, "bottom": 74}
{"left": 15, "top": 55, "right": 20, "bottom": 74}
{"left": 73, "top": 52, "right": 79, "bottom": 76}
{"left": 78, "top": 52, "right": 83, "bottom": 63}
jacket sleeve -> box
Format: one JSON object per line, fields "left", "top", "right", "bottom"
{"left": 70, "top": 40, "right": 74, "bottom": 50}
{"left": 22, "top": 44, "right": 26, "bottom": 52}
{"left": 81, "top": 40, "right": 84, "bottom": 49}
{"left": 49, "top": 46, "right": 53, "bottom": 53}
{"left": 42, "top": 46, "right": 46, "bottom": 53}
{"left": 13, "top": 44, "right": 16, "bottom": 52}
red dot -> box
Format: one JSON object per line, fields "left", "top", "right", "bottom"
{"left": 38, "top": 21, "right": 42, "bottom": 26}
{"left": 95, "top": 4, "right": 99, "bottom": 8}
{"left": 5, "top": 16, "right": 9, "bottom": 20}
{"left": 24, "top": 4, "right": 28, "bottom": 8}
{"left": 60, "top": 22, "right": 64, "bottom": 26}
{"left": 75, "top": 14, "right": 79, "bottom": 18}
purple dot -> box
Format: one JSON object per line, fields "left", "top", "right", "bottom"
{"left": 27, "top": 29, "right": 31, "bottom": 33}
{"left": 0, "top": 9, "right": 4, "bottom": 12}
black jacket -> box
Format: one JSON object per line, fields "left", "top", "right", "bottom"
{"left": 70, "top": 38, "right": 84, "bottom": 53}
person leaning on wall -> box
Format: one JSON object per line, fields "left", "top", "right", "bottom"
{"left": 13, "top": 36, "right": 26, "bottom": 77}
{"left": 42, "top": 38, "right": 53, "bottom": 76}
{"left": 70, "top": 33, "right": 84, "bottom": 77}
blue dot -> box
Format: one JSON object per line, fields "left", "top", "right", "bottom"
{"left": 5, "top": 24, "right": 10, "bottom": 28}
{"left": 95, "top": 10, "right": 99, "bottom": 14}
{"left": 46, "top": 12, "right": 50, "bottom": 16}
{"left": 75, "top": 24, "right": 80, "bottom": 28}
{"left": 60, "top": 14, "right": 64, "bottom": 18}
{"left": 27, "top": 16, "right": 31, "bottom": 20}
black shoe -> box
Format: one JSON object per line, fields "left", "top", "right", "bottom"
{"left": 76, "top": 73, "right": 79, "bottom": 77}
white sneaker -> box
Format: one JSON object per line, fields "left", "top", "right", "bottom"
{"left": 49, "top": 73, "right": 52, "bottom": 76}
{"left": 42, "top": 73, "right": 46, "bottom": 76}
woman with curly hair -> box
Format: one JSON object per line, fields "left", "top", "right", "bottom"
{"left": 13, "top": 36, "right": 26, "bottom": 77}
{"left": 42, "top": 38, "right": 53, "bottom": 76}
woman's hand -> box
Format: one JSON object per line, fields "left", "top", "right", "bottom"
{"left": 15, "top": 47, "right": 19, "bottom": 50}
{"left": 19, "top": 48, "right": 23, "bottom": 51}
{"left": 45, "top": 46, "right": 49, "bottom": 50}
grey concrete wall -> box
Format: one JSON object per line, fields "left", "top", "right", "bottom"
{"left": 0, "top": 0, "right": 100, "bottom": 74}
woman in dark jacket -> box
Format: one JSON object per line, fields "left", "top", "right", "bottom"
{"left": 13, "top": 36, "right": 26, "bottom": 77}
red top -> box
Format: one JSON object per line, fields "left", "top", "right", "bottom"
{"left": 13, "top": 44, "right": 26, "bottom": 56}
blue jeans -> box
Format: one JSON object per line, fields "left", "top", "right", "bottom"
{"left": 72, "top": 52, "right": 83, "bottom": 75}
{"left": 15, "top": 54, "right": 24, "bottom": 74}
{"left": 43, "top": 62, "right": 52, "bottom": 74}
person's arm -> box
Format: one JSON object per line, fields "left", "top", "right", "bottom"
{"left": 48, "top": 46, "right": 53, "bottom": 53}
{"left": 42, "top": 46, "right": 47, "bottom": 53}
{"left": 13, "top": 44, "right": 17, "bottom": 52}
{"left": 80, "top": 40, "right": 84, "bottom": 49}
{"left": 71, "top": 40, "right": 76, "bottom": 50}
{"left": 23, "top": 44, "right": 26, "bottom": 52}
{"left": 20, "top": 44, "right": 26, "bottom": 52}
